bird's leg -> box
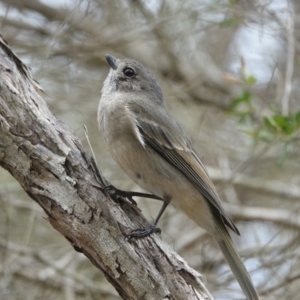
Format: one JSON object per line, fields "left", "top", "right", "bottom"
{"left": 126, "top": 197, "right": 171, "bottom": 239}
{"left": 104, "top": 184, "right": 163, "bottom": 206}
{"left": 89, "top": 156, "right": 162, "bottom": 205}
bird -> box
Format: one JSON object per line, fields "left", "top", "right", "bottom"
{"left": 98, "top": 54, "right": 259, "bottom": 300}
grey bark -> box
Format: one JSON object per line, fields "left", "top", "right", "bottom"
{"left": 0, "top": 35, "right": 212, "bottom": 300}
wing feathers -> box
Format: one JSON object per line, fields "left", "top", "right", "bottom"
{"left": 130, "top": 106, "right": 239, "bottom": 235}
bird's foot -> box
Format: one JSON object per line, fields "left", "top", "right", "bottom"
{"left": 104, "top": 185, "right": 137, "bottom": 206}
{"left": 126, "top": 224, "right": 161, "bottom": 239}
{"left": 104, "top": 185, "right": 162, "bottom": 206}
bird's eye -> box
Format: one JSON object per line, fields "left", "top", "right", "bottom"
{"left": 123, "top": 67, "right": 135, "bottom": 77}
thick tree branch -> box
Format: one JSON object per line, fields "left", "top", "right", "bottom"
{"left": 0, "top": 35, "right": 212, "bottom": 299}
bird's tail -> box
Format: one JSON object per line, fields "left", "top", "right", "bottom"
{"left": 215, "top": 219, "right": 259, "bottom": 300}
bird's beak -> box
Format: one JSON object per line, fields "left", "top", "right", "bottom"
{"left": 105, "top": 54, "right": 118, "bottom": 70}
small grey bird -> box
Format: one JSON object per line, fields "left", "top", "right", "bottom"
{"left": 98, "top": 54, "right": 259, "bottom": 300}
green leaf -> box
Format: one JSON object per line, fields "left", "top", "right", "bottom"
{"left": 219, "top": 18, "right": 239, "bottom": 28}
{"left": 229, "top": 91, "right": 251, "bottom": 110}
{"left": 273, "top": 115, "right": 295, "bottom": 134}
{"left": 272, "top": 115, "right": 286, "bottom": 127}
{"left": 295, "top": 111, "right": 300, "bottom": 123}
{"left": 245, "top": 75, "right": 256, "bottom": 85}
{"left": 263, "top": 117, "right": 276, "bottom": 131}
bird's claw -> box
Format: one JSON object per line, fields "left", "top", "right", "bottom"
{"left": 125, "top": 225, "right": 161, "bottom": 239}
{"left": 104, "top": 185, "right": 137, "bottom": 206}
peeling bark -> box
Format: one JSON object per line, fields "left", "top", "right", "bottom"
{"left": 0, "top": 35, "right": 212, "bottom": 300}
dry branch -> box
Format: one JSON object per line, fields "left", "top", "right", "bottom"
{"left": 0, "top": 35, "right": 212, "bottom": 299}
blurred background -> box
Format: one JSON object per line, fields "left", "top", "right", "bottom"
{"left": 0, "top": 0, "right": 299, "bottom": 299}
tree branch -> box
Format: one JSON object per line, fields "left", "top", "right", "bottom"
{"left": 0, "top": 35, "right": 212, "bottom": 299}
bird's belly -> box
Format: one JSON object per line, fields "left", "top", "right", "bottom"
{"left": 109, "top": 137, "right": 169, "bottom": 197}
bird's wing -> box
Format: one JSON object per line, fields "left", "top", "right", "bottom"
{"left": 127, "top": 103, "right": 239, "bottom": 235}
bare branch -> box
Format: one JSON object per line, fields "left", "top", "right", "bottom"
{"left": 208, "top": 166, "right": 300, "bottom": 200}
{"left": 282, "top": 7, "right": 295, "bottom": 115}
{"left": 0, "top": 35, "right": 211, "bottom": 300}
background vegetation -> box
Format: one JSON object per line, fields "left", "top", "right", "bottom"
{"left": 0, "top": 0, "right": 299, "bottom": 299}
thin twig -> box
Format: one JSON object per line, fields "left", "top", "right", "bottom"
{"left": 282, "top": 7, "right": 295, "bottom": 116}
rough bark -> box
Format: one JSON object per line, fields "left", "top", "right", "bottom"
{"left": 0, "top": 35, "right": 212, "bottom": 300}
